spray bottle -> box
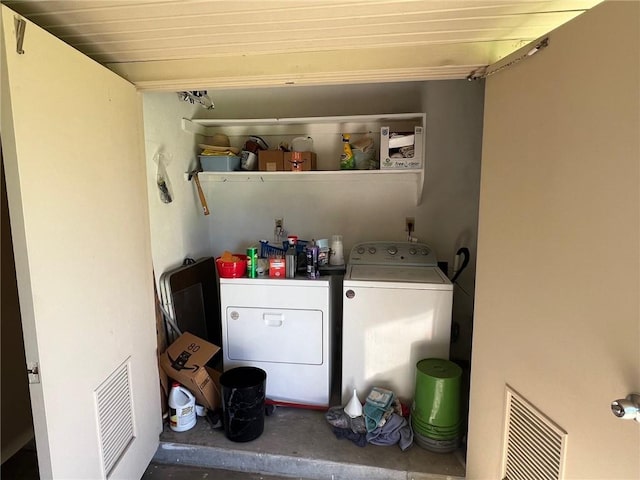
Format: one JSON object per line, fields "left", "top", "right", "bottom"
{"left": 340, "top": 134, "right": 355, "bottom": 169}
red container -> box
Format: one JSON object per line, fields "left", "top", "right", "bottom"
{"left": 216, "top": 254, "right": 247, "bottom": 278}
{"left": 269, "top": 257, "right": 286, "bottom": 278}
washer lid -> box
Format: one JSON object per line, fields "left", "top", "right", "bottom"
{"left": 347, "top": 265, "right": 449, "bottom": 284}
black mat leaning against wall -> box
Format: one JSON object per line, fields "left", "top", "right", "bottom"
{"left": 159, "top": 257, "right": 221, "bottom": 367}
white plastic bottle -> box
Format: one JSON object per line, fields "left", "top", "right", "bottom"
{"left": 329, "top": 235, "right": 344, "bottom": 266}
{"left": 168, "top": 382, "right": 197, "bottom": 432}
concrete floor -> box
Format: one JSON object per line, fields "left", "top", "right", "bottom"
{"left": 3, "top": 407, "right": 466, "bottom": 480}
{"left": 144, "top": 463, "right": 312, "bottom": 480}
{"left": 149, "top": 405, "right": 466, "bottom": 480}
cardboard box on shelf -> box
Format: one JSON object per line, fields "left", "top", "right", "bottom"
{"left": 159, "top": 331, "right": 221, "bottom": 411}
{"left": 379, "top": 126, "right": 424, "bottom": 170}
{"left": 258, "top": 150, "right": 284, "bottom": 171}
{"left": 284, "top": 151, "right": 317, "bottom": 171}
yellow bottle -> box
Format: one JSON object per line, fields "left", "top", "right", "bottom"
{"left": 340, "top": 134, "right": 355, "bottom": 169}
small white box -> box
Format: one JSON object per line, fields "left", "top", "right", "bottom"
{"left": 379, "top": 126, "right": 423, "bottom": 169}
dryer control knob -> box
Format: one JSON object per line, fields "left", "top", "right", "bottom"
{"left": 387, "top": 246, "right": 398, "bottom": 255}
{"left": 368, "top": 247, "right": 377, "bottom": 254}
{"left": 356, "top": 247, "right": 365, "bottom": 254}
{"left": 409, "top": 248, "right": 417, "bottom": 255}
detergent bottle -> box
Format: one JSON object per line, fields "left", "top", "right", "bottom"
{"left": 168, "top": 382, "right": 197, "bottom": 432}
{"left": 340, "top": 134, "right": 355, "bottom": 169}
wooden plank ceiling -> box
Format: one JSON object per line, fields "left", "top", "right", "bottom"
{"left": 4, "top": 0, "right": 602, "bottom": 90}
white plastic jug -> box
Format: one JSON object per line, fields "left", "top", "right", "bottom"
{"left": 168, "top": 382, "right": 197, "bottom": 432}
{"left": 329, "top": 235, "right": 344, "bottom": 266}
{"left": 291, "top": 136, "right": 313, "bottom": 152}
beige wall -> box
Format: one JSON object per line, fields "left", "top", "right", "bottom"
{"left": 467, "top": 2, "right": 639, "bottom": 479}
{"left": 143, "top": 81, "right": 484, "bottom": 290}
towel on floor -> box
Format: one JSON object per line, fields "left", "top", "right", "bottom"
{"left": 366, "top": 413, "right": 414, "bottom": 451}
{"left": 364, "top": 387, "right": 395, "bottom": 432}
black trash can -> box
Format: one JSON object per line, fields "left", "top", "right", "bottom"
{"left": 219, "top": 366, "right": 267, "bottom": 442}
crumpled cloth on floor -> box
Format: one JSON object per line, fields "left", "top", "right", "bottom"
{"left": 325, "top": 405, "right": 367, "bottom": 434}
{"left": 332, "top": 427, "right": 367, "bottom": 447}
{"left": 366, "top": 413, "right": 413, "bottom": 451}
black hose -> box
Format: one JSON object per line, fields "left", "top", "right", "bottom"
{"left": 451, "top": 247, "right": 470, "bottom": 283}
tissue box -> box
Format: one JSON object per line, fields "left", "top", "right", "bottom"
{"left": 379, "top": 126, "right": 423, "bottom": 170}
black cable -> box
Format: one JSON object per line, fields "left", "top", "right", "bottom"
{"left": 451, "top": 247, "right": 470, "bottom": 283}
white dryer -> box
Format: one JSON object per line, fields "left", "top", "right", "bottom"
{"left": 341, "top": 241, "right": 452, "bottom": 404}
{"left": 219, "top": 276, "right": 332, "bottom": 407}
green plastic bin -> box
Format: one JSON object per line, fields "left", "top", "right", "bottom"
{"left": 413, "top": 358, "right": 462, "bottom": 429}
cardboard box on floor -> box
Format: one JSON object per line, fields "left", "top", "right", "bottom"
{"left": 159, "top": 331, "right": 221, "bottom": 411}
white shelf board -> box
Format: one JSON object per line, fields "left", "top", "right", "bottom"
{"left": 193, "top": 169, "right": 425, "bottom": 205}
{"left": 197, "top": 169, "right": 421, "bottom": 180}
{"left": 182, "top": 115, "right": 424, "bottom": 137}
{"left": 188, "top": 112, "right": 424, "bottom": 127}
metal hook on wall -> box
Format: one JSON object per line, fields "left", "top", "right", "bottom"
{"left": 177, "top": 91, "right": 215, "bottom": 110}
{"left": 14, "top": 17, "right": 26, "bottom": 54}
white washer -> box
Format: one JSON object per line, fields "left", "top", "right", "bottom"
{"left": 341, "top": 241, "right": 453, "bottom": 404}
{"left": 220, "top": 276, "right": 332, "bottom": 407}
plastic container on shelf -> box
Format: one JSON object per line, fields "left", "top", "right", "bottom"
{"left": 199, "top": 155, "right": 241, "bottom": 172}
{"left": 291, "top": 136, "right": 314, "bottom": 152}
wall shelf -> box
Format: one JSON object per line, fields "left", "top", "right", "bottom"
{"left": 182, "top": 113, "right": 426, "bottom": 205}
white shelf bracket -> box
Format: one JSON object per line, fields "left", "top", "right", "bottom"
{"left": 181, "top": 118, "right": 208, "bottom": 136}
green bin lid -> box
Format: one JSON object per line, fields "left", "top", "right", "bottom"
{"left": 416, "top": 358, "right": 462, "bottom": 379}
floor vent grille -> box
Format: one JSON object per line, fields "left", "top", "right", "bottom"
{"left": 502, "top": 386, "right": 567, "bottom": 480}
{"left": 95, "top": 360, "right": 135, "bottom": 477}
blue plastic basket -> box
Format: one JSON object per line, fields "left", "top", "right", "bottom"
{"left": 259, "top": 240, "right": 309, "bottom": 257}
{"left": 259, "top": 241, "right": 286, "bottom": 258}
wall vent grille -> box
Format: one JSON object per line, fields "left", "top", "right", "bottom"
{"left": 95, "top": 360, "right": 135, "bottom": 477}
{"left": 502, "top": 386, "right": 567, "bottom": 480}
